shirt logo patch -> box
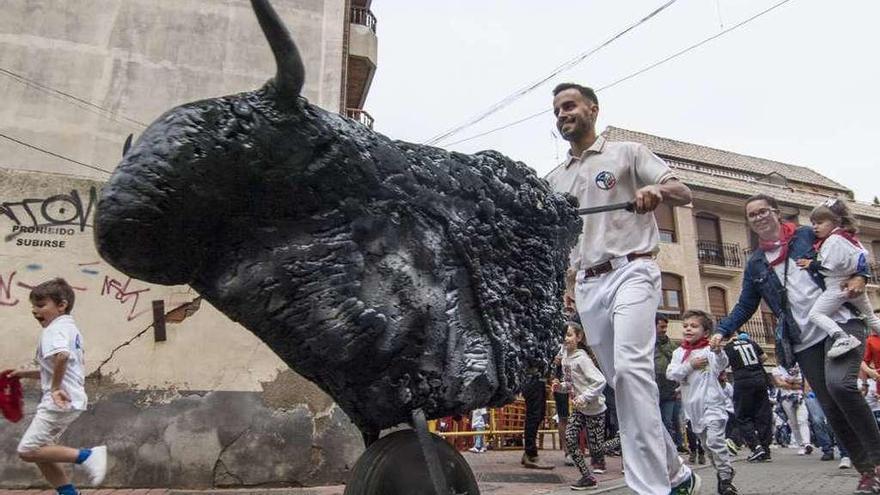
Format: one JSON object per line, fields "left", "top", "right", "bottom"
{"left": 595, "top": 171, "right": 617, "bottom": 190}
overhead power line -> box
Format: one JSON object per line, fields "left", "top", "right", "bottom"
{"left": 441, "top": 0, "right": 795, "bottom": 148}
{"left": 0, "top": 67, "right": 148, "bottom": 130}
{"left": 423, "top": 0, "right": 680, "bottom": 146}
{"left": 0, "top": 132, "right": 113, "bottom": 176}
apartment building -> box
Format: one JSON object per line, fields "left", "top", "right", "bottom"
{"left": 603, "top": 127, "right": 880, "bottom": 363}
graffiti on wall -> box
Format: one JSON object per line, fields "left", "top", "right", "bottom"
{"left": 101, "top": 274, "right": 151, "bottom": 321}
{"left": 0, "top": 262, "right": 150, "bottom": 322}
{"left": 2, "top": 187, "right": 97, "bottom": 247}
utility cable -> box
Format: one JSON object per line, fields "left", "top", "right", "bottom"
{"left": 0, "top": 132, "right": 113, "bottom": 175}
{"left": 0, "top": 67, "right": 148, "bottom": 129}
{"left": 423, "top": 0, "right": 680, "bottom": 146}
{"left": 440, "top": 0, "right": 794, "bottom": 148}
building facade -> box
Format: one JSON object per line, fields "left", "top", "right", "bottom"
{"left": 1, "top": 0, "right": 378, "bottom": 487}
{"left": 603, "top": 127, "right": 880, "bottom": 362}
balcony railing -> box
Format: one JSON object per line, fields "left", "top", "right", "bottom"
{"left": 346, "top": 108, "right": 374, "bottom": 129}
{"left": 711, "top": 314, "right": 776, "bottom": 348}
{"left": 351, "top": 7, "right": 377, "bottom": 34}
{"left": 697, "top": 240, "right": 743, "bottom": 268}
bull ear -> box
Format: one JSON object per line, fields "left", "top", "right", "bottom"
{"left": 251, "top": 0, "right": 305, "bottom": 100}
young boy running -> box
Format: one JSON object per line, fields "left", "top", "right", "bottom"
{"left": 667, "top": 310, "right": 738, "bottom": 495}
{"left": 8, "top": 278, "right": 107, "bottom": 492}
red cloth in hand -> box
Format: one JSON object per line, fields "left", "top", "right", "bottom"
{"left": 0, "top": 369, "right": 24, "bottom": 423}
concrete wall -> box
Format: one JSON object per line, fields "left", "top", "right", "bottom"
{"left": 0, "top": 168, "right": 363, "bottom": 487}
{"left": 0, "top": 0, "right": 364, "bottom": 482}
{"left": 0, "top": 0, "right": 346, "bottom": 182}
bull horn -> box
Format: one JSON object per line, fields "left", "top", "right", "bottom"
{"left": 251, "top": 0, "right": 305, "bottom": 99}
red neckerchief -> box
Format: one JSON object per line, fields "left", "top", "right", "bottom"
{"left": 759, "top": 222, "right": 797, "bottom": 267}
{"left": 680, "top": 337, "right": 709, "bottom": 363}
{"left": 813, "top": 227, "right": 861, "bottom": 252}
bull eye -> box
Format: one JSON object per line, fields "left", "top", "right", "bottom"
{"left": 233, "top": 101, "right": 253, "bottom": 119}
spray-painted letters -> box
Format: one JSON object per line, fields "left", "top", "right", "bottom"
{"left": 101, "top": 275, "right": 151, "bottom": 321}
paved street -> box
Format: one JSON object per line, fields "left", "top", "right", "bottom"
{"left": 0, "top": 446, "right": 866, "bottom": 495}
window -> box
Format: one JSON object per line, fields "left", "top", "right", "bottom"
{"left": 872, "top": 241, "right": 880, "bottom": 262}
{"left": 708, "top": 287, "right": 728, "bottom": 317}
{"left": 696, "top": 213, "right": 723, "bottom": 264}
{"left": 660, "top": 273, "right": 684, "bottom": 317}
{"left": 655, "top": 203, "right": 677, "bottom": 243}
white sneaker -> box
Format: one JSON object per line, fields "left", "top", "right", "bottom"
{"left": 839, "top": 456, "right": 853, "bottom": 469}
{"left": 797, "top": 446, "right": 807, "bottom": 455}
{"left": 828, "top": 334, "right": 861, "bottom": 358}
{"left": 468, "top": 446, "right": 481, "bottom": 453}
{"left": 80, "top": 445, "right": 107, "bottom": 485}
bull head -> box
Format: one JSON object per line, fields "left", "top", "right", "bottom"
{"left": 95, "top": 0, "right": 581, "bottom": 434}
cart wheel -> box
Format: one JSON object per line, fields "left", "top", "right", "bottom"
{"left": 343, "top": 429, "right": 479, "bottom": 495}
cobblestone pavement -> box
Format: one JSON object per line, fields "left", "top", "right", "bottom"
{"left": 545, "top": 446, "right": 864, "bottom": 495}
{"left": 0, "top": 446, "right": 865, "bottom": 495}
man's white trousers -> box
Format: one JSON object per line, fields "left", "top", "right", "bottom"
{"left": 575, "top": 258, "right": 690, "bottom": 495}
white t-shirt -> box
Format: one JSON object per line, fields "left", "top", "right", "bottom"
{"left": 859, "top": 379, "right": 880, "bottom": 412}
{"left": 772, "top": 365, "right": 804, "bottom": 399}
{"left": 666, "top": 346, "right": 730, "bottom": 433}
{"left": 817, "top": 233, "right": 869, "bottom": 286}
{"left": 766, "top": 247, "right": 852, "bottom": 353}
{"left": 546, "top": 136, "right": 675, "bottom": 269}
{"left": 36, "top": 315, "right": 87, "bottom": 411}
{"left": 471, "top": 407, "right": 488, "bottom": 428}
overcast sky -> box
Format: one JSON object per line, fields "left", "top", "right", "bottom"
{"left": 365, "top": 0, "right": 879, "bottom": 203}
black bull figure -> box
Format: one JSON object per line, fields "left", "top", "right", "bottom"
{"left": 94, "top": 0, "right": 581, "bottom": 441}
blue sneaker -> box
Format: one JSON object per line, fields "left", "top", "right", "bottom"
{"left": 670, "top": 471, "right": 701, "bottom": 495}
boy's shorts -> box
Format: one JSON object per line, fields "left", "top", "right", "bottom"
{"left": 553, "top": 391, "right": 570, "bottom": 419}
{"left": 17, "top": 408, "right": 81, "bottom": 453}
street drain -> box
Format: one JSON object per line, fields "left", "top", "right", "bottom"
{"left": 478, "top": 472, "right": 565, "bottom": 483}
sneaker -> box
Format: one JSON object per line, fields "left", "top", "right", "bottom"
{"left": 797, "top": 446, "right": 807, "bottom": 455}
{"left": 718, "top": 477, "right": 739, "bottom": 495}
{"left": 821, "top": 451, "right": 835, "bottom": 461}
{"left": 747, "top": 446, "right": 768, "bottom": 463}
{"left": 521, "top": 452, "right": 555, "bottom": 470}
{"left": 80, "top": 445, "right": 107, "bottom": 486}
{"left": 468, "top": 446, "right": 481, "bottom": 453}
{"left": 590, "top": 459, "right": 606, "bottom": 474}
{"left": 669, "top": 471, "right": 702, "bottom": 495}
{"left": 726, "top": 438, "right": 739, "bottom": 456}
{"left": 840, "top": 456, "right": 853, "bottom": 469}
{"left": 805, "top": 444, "right": 814, "bottom": 455}
{"left": 854, "top": 473, "right": 880, "bottom": 494}
{"left": 828, "top": 334, "right": 861, "bottom": 358}
{"left": 570, "top": 474, "right": 599, "bottom": 491}
{"left": 479, "top": 447, "right": 488, "bottom": 453}
{"left": 688, "top": 452, "right": 697, "bottom": 464}
{"left": 564, "top": 454, "right": 575, "bottom": 466}
{"left": 698, "top": 452, "right": 706, "bottom": 465}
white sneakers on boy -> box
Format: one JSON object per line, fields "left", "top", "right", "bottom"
{"left": 80, "top": 445, "right": 107, "bottom": 485}
{"left": 828, "top": 334, "right": 861, "bottom": 358}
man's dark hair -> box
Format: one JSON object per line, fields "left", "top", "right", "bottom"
{"left": 744, "top": 193, "right": 779, "bottom": 211}
{"left": 29, "top": 277, "right": 75, "bottom": 314}
{"left": 552, "top": 83, "right": 598, "bottom": 105}
{"left": 655, "top": 313, "right": 669, "bottom": 324}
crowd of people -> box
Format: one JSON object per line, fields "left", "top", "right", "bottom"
{"left": 4, "top": 78, "right": 880, "bottom": 495}
{"left": 467, "top": 82, "right": 880, "bottom": 495}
